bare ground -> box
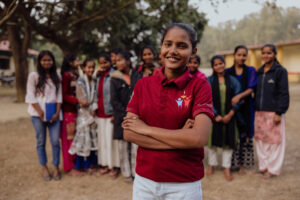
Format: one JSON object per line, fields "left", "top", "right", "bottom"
{"left": 0, "top": 85, "right": 300, "bottom": 200}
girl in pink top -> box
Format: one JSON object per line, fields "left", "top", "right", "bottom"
{"left": 25, "top": 50, "right": 62, "bottom": 181}
{"left": 187, "top": 54, "right": 206, "bottom": 79}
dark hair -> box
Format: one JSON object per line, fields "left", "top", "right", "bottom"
{"left": 190, "top": 54, "right": 201, "bottom": 65}
{"left": 36, "top": 50, "right": 60, "bottom": 95}
{"left": 140, "top": 45, "right": 156, "bottom": 63}
{"left": 117, "top": 49, "right": 132, "bottom": 68}
{"left": 234, "top": 45, "right": 248, "bottom": 55}
{"left": 210, "top": 55, "right": 225, "bottom": 68}
{"left": 161, "top": 23, "right": 198, "bottom": 49}
{"left": 110, "top": 48, "right": 123, "bottom": 55}
{"left": 61, "top": 53, "right": 77, "bottom": 76}
{"left": 262, "top": 43, "right": 279, "bottom": 63}
{"left": 98, "top": 52, "right": 111, "bottom": 63}
{"left": 82, "top": 58, "right": 95, "bottom": 68}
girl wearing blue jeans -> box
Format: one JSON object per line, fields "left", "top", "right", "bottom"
{"left": 26, "top": 50, "right": 62, "bottom": 181}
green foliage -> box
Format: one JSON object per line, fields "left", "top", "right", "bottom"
{"left": 19, "top": 0, "right": 207, "bottom": 60}
{"left": 198, "top": 5, "right": 300, "bottom": 68}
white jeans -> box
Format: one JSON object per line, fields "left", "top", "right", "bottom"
{"left": 207, "top": 147, "right": 233, "bottom": 168}
{"left": 133, "top": 173, "right": 202, "bottom": 200}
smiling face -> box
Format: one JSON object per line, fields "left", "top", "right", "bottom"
{"left": 261, "top": 46, "right": 276, "bottom": 64}
{"left": 161, "top": 27, "right": 195, "bottom": 71}
{"left": 98, "top": 57, "right": 111, "bottom": 72}
{"left": 82, "top": 61, "right": 95, "bottom": 78}
{"left": 116, "top": 54, "right": 130, "bottom": 72}
{"left": 213, "top": 58, "right": 226, "bottom": 74}
{"left": 142, "top": 48, "right": 155, "bottom": 64}
{"left": 234, "top": 48, "right": 247, "bottom": 66}
{"left": 187, "top": 57, "right": 199, "bottom": 73}
{"left": 40, "top": 55, "right": 54, "bottom": 71}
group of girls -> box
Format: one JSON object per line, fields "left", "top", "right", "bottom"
{"left": 26, "top": 22, "right": 289, "bottom": 199}
{"left": 207, "top": 44, "right": 289, "bottom": 181}
{"left": 25, "top": 45, "right": 161, "bottom": 182}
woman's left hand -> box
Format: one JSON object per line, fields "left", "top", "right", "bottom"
{"left": 231, "top": 95, "right": 241, "bottom": 106}
{"left": 50, "top": 113, "right": 59, "bottom": 123}
{"left": 122, "top": 116, "right": 151, "bottom": 135}
{"left": 273, "top": 114, "right": 281, "bottom": 125}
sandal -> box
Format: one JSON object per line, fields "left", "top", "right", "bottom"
{"left": 69, "top": 169, "right": 84, "bottom": 177}
{"left": 42, "top": 167, "right": 51, "bottom": 181}
{"left": 261, "top": 172, "right": 276, "bottom": 179}
{"left": 238, "top": 168, "right": 247, "bottom": 175}
{"left": 224, "top": 168, "right": 233, "bottom": 181}
{"left": 53, "top": 172, "right": 61, "bottom": 181}
{"left": 87, "top": 168, "right": 95, "bottom": 176}
{"left": 43, "top": 174, "right": 52, "bottom": 181}
{"left": 124, "top": 176, "right": 133, "bottom": 184}
{"left": 253, "top": 170, "right": 267, "bottom": 175}
{"left": 109, "top": 170, "right": 119, "bottom": 179}
{"left": 99, "top": 168, "right": 110, "bottom": 175}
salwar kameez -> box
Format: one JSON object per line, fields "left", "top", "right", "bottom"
{"left": 254, "top": 111, "right": 286, "bottom": 175}
{"left": 68, "top": 75, "right": 98, "bottom": 169}
{"left": 60, "top": 112, "right": 76, "bottom": 171}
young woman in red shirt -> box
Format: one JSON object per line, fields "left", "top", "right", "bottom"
{"left": 123, "top": 23, "right": 214, "bottom": 200}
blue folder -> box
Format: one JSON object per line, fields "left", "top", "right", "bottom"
{"left": 45, "top": 103, "right": 57, "bottom": 121}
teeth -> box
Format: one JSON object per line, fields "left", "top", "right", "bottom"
{"left": 167, "top": 57, "right": 179, "bottom": 62}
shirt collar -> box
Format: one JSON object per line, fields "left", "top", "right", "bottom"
{"left": 158, "top": 66, "right": 193, "bottom": 89}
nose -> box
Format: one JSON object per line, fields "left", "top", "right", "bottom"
{"left": 169, "top": 45, "right": 178, "bottom": 55}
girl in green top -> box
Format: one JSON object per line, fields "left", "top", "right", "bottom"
{"left": 206, "top": 55, "right": 242, "bottom": 181}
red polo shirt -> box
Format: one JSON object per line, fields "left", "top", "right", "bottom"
{"left": 126, "top": 67, "right": 214, "bottom": 182}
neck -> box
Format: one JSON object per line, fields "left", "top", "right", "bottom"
{"left": 144, "top": 63, "right": 152, "bottom": 69}
{"left": 70, "top": 67, "right": 77, "bottom": 72}
{"left": 234, "top": 63, "right": 243, "bottom": 69}
{"left": 164, "top": 66, "right": 186, "bottom": 80}
{"left": 265, "top": 61, "right": 274, "bottom": 70}
{"left": 45, "top": 69, "right": 50, "bottom": 77}
{"left": 190, "top": 69, "right": 198, "bottom": 75}
{"left": 87, "top": 75, "right": 92, "bottom": 80}
{"left": 217, "top": 71, "right": 225, "bottom": 78}
{"left": 122, "top": 67, "right": 130, "bottom": 75}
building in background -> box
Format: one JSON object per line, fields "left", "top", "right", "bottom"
{"left": 0, "top": 39, "right": 38, "bottom": 76}
{"left": 218, "top": 40, "right": 300, "bottom": 82}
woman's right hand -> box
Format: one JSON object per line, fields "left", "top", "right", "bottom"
{"left": 78, "top": 99, "right": 89, "bottom": 107}
{"left": 215, "top": 115, "right": 223, "bottom": 123}
{"left": 38, "top": 111, "right": 44, "bottom": 121}
{"left": 183, "top": 119, "right": 194, "bottom": 129}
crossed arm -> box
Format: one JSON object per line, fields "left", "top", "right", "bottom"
{"left": 123, "top": 112, "right": 211, "bottom": 150}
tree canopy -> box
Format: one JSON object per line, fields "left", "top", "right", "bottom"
{"left": 16, "top": 0, "right": 207, "bottom": 57}
{"left": 198, "top": 4, "right": 300, "bottom": 68}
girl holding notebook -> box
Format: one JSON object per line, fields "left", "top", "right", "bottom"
{"left": 25, "top": 50, "right": 62, "bottom": 181}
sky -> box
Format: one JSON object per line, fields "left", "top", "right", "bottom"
{"left": 190, "top": 0, "right": 300, "bottom": 26}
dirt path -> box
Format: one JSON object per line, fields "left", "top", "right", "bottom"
{"left": 0, "top": 85, "right": 299, "bottom": 200}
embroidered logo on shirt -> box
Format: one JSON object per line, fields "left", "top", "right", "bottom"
{"left": 176, "top": 98, "right": 183, "bottom": 107}
{"left": 176, "top": 90, "right": 192, "bottom": 108}
{"left": 268, "top": 79, "right": 275, "bottom": 84}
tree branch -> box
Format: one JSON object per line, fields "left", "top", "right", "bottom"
{"left": 0, "top": 0, "right": 18, "bottom": 27}
{"left": 69, "top": 0, "right": 136, "bottom": 28}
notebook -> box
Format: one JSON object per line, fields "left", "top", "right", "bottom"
{"left": 45, "top": 103, "right": 57, "bottom": 121}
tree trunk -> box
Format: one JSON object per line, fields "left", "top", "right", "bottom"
{"left": 7, "top": 22, "right": 31, "bottom": 102}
